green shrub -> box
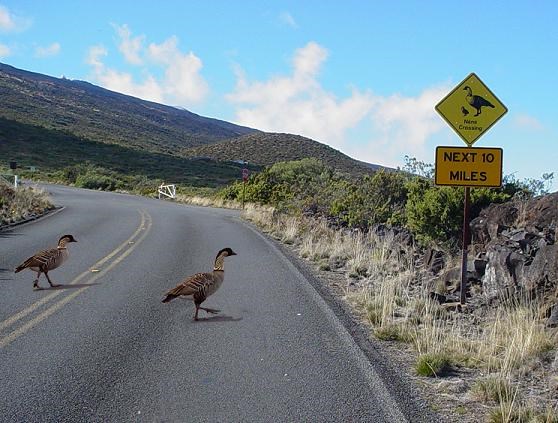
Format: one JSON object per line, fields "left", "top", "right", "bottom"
{"left": 405, "top": 178, "right": 512, "bottom": 247}
{"left": 415, "top": 352, "right": 452, "bottom": 377}
{"left": 329, "top": 170, "right": 408, "bottom": 228}
{"left": 75, "top": 172, "right": 116, "bottom": 190}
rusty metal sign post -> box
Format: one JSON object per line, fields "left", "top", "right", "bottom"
{"left": 435, "top": 73, "right": 507, "bottom": 305}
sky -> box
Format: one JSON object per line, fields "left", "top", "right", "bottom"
{"left": 1, "top": 1, "right": 557, "bottom": 191}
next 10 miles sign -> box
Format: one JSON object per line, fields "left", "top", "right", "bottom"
{"left": 435, "top": 146, "right": 503, "bottom": 187}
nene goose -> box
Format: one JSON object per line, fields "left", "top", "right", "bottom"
{"left": 162, "top": 247, "right": 237, "bottom": 320}
{"left": 463, "top": 86, "right": 495, "bottom": 116}
{"left": 14, "top": 234, "right": 78, "bottom": 290}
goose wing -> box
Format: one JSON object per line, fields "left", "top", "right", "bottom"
{"left": 15, "top": 248, "right": 59, "bottom": 272}
{"left": 473, "top": 95, "right": 494, "bottom": 108}
{"left": 165, "top": 272, "right": 212, "bottom": 297}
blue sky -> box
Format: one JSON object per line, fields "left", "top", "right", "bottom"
{"left": 1, "top": 1, "right": 557, "bottom": 191}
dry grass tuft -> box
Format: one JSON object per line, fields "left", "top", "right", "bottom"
{"left": 0, "top": 184, "right": 53, "bottom": 226}
{"left": 175, "top": 194, "right": 242, "bottom": 210}
{"left": 477, "top": 304, "right": 554, "bottom": 372}
{"left": 471, "top": 375, "right": 515, "bottom": 404}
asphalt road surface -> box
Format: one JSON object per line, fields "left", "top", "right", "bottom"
{"left": 0, "top": 184, "right": 438, "bottom": 422}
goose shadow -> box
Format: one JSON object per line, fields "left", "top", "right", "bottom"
{"left": 36, "top": 282, "right": 101, "bottom": 291}
{"left": 194, "top": 314, "right": 243, "bottom": 323}
{"left": 0, "top": 232, "right": 23, "bottom": 239}
{"left": 0, "top": 268, "right": 13, "bottom": 281}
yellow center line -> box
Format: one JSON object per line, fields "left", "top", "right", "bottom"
{"left": 0, "top": 209, "right": 149, "bottom": 334}
{"left": 0, "top": 211, "right": 152, "bottom": 349}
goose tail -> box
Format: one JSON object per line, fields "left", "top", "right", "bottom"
{"left": 162, "top": 294, "right": 178, "bottom": 303}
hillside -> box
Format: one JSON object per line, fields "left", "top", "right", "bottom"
{"left": 183, "top": 132, "right": 378, "bottom": 176}
{"left": 0, "top": 62, "right": 383, "bottom": 185}
{"left": 0, "top": 117, "right": 251, "bottom": 187}
{"left": 0, "top": 62, "right": 256, "bottom": 154}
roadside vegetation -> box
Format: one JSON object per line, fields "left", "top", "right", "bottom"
{"left": 212, "top": 158, "right": 557, "bottom": 422}
{"left": 0, "top": 182, "right": 53, "bottom": 227}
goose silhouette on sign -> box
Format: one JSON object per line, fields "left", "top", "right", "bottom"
{"left": 463, "top": 86, "right": 494, "bottom": 116}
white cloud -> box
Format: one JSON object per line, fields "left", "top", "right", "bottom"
{"left": 35, "top": 42, "right": 61, "bottom": 58}
{"left": 114, "top": 23, "right": 144, "bottom": 65}
{"left": 227, "top": 42, "right": 376, "bottom": 145}
{"left": 513, "top": 113, "right": 544, "bottom": 131}
{"left": 279, "top": 12, "right": 297, "bottom": 28}
{"left": 87, "top": 44, "right": 163, "bottom": 102}
{"left": 0, "top": 5, "right": 31, "bottom": 32}
{"left": 86, "top": 45, "right": 108, "bottom": 68}
{"left": 0, "top": 43, "right": 11, "bottom": 58}
{"left": 368, "top": 86, "right": 449, "bottom": 162}
{"left": 226, "top": 41, "right": 448, "bottom": 167}
{"left": 0, "top": 5, "right": 16, "bottom": 31}
{"left": 86, "top": 26, "right": 208, "bottom": 106}
{"left": 147, "top": 36, "right": 178, "bottom": 64}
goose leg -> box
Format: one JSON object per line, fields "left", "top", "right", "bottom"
{"left": 44, "top": 272, "right": 60, "bottom": 288}
{"left": 33, "top": 271, "right": 42, "bottom": 290}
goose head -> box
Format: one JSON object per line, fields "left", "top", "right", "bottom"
{"left": 217, "top": 247, "right": 237, "bottom": 258}
{"left": 463, "top": 86, "right": 472, "bottom": 95}
{"left": 59, "top": 234, "right": 78, "bottom": 244}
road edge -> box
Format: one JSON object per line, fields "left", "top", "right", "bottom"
{"left": 0, "top": 206, "right": 64, "bottom": 232}
{"left": 236, "top": 217, "right": 442, "bottom": 423}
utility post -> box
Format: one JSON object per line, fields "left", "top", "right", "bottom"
{"left": 9, "top": 161, "right": 18, "bottom": 189}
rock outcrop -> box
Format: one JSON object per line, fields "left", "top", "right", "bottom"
{"left": 430, "top": 192, "right": 557, "bottom": 325}
{"left": 471, "top": 193, "right": 557, "bottom": 301}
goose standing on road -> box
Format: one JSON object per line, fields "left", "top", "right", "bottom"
{"left": 162, "top": 247, "right": 237, "bottom": 320}
{"left": 14, "top": 234, "right": 78, "bottom": 290}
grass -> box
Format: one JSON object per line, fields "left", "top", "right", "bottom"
{"left": 175, "top": 194, "right": 242, "bottom": 210}
{"left": 471, "top": 376, "right": 515, "bottom": 404}
{"left": 415, "top": 352, "right": 452, "bottom": 377}
{"left": 0, "top": 182, "right": 53, "bottom": 226}
{"left": 488, "top": 404, "right": 558, "bottom": 423}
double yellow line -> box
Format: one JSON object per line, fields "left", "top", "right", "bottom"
{"left": 0, "top": 209, "right": 153, "bottom": 349}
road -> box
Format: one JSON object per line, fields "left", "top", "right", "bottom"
{"left": 0, "top": 184, "right": 437, "bottom": 422}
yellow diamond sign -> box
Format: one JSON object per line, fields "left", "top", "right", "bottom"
{"left": 435, "top": 73, "right": 507, "bottom": 146}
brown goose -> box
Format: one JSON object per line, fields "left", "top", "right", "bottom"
{"left": 162, "top": 247, "right": 237, "bottom": 320}
{"left": 14, "top": 234, "right": 78, "bottom": 290}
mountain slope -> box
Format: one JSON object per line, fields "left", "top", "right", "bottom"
{"left": 0, "top": 62, "right": 384, "bottom": 183}
{"left": 0, "top": 62, "right": 256, "bottom": 154}
{"left": 182, "top": 132, "right": 377, "bottom": 175}
{"left": 0, "top": 117, "right": 250, "bottom": 187}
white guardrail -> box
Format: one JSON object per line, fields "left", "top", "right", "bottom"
{"left": 158, "top": 183, "right": 176, "bottom": 200}
{"left": 0, "top": 174, "right": 18, "bottom": 189}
